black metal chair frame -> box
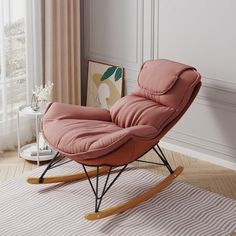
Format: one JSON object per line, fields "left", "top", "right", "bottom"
{"left": 37, "top": 142, "right": 173, "bottom": 213}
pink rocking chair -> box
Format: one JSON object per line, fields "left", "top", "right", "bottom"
{"left": 27, "top": 59, "right": 201, "bottom": 220}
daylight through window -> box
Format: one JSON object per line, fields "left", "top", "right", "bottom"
{"left": 0, "top": 0, "right": 27, "bottom": 123}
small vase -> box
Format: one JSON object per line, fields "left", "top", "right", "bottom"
{"left": 31, "top": 93, "right": 40, "bottom": 111}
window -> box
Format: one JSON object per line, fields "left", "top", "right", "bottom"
{"left": 0, "top": 0, "right": 43, "bottom": 150}
{"left": 0, "top": 0, "right": 27, "bottom": 124}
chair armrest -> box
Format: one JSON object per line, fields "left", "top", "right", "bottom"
{"left": 126, "top": 125, "right": 157, "bottom": 139}
{"left": 43, "top": 102, "right": 111, "bottom": 122}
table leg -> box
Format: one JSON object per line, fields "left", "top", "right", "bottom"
{"left": 36, "top": 116, "right": 40, "bottom": 166}
{"left": 17, "top": 111, "right": 20, "bottom": 158}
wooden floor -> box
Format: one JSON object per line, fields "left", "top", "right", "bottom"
{"left": 0, "top": 148, "right": 236, "bottom": 200}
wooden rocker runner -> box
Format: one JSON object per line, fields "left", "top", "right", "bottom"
{"left": 27, "top": 59, "right": 201, "bottom": 220}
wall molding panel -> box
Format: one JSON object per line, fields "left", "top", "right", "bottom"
{"left": 203, "top": 77, "right": 236, "bottom": 93}
{"left": 165, "top": 130, "right": 236, "bottom": 160}
{"left": 160, "top": 141, "right": 236, "bottom": 171}
{"left": 195, "top": 96, "right": 236, "bottom": 114}
{"left": 87, "top": 0, "right": 144, "bottom": 71}
{"left": 82, "top": 0, "right": 236, "bottom": 166}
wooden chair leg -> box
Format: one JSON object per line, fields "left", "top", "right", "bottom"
{"left": 27, "top": 166, "right": 110, "bottom": 184}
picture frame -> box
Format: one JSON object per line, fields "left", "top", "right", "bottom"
{"left": 86, "top": 60, "right": 124, "bottom": 109}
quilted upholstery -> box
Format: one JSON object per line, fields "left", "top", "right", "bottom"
{"left": 136, "top": 59, "right": 195, "bottom": 95}
{"left": 110, "top": 95, "right": 175, "bottom": 130}
{"left": 42, "top": 104, "right": 157, "bottom": 159}
{"left": 42, "top": 59, "right": 201, "bottom": 165}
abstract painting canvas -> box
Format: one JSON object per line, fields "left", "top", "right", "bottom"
{"left": 86, "top": 61, "right": 123, "bottom": 109}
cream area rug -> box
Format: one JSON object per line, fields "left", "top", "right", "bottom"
{"left": 0, "top": 161, "right": 235, "bottom": 236}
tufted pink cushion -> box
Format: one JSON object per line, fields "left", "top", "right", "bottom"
{"left": 42, "top": 59, "right": 201, "bottom": 162}
{"left": 43, "top": 102, "right": 111, "bottom": 122}
{"left": 110, "top": 95, "right": 175, "bottom": 130}
{"left": 137, "top": 59, "right": 195, "bottom": 95}
{"left": 131, "top": 60, "right": 200, "bottom": 108}
{"left": 42, "top": 113, "right": 157, "bottom": 159}
{"left": 111, "top": 59, "right": 200, "bottom": 129}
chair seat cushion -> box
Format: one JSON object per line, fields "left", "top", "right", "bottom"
{"left": 42, "top": 118, "right": 158, "bottom": 160}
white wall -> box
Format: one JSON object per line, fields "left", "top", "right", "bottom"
{"left": 81, "top": 0, "right": 236, "bottom": 169}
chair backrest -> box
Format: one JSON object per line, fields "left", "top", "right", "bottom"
{"left": 110, "top": 59, "right": 201, "bottom": 134}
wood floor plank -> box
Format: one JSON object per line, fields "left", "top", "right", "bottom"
{"left": 0, "top": 149, "right": 236, "bottom": 200}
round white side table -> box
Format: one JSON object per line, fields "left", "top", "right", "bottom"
{"left": 17, "top": 105, "right": 56, "bottom": 166}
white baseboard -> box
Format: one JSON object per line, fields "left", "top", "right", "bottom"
{"left": 159, "top": 141, "right": 236, "bottom": 171}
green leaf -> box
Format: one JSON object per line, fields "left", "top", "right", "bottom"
{"left": 114, "top": 68, "right": 122, "bottom": 81}
{"left": 101, "top": 66, "right": 117, "bottom": 81}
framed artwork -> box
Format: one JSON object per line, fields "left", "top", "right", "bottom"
{"left": 86, "top": 60, "right": 124, "bottom": 109}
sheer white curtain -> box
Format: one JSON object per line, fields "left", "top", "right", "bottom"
{"left": 0, "top": 0, "right": 43, "bottom": 151}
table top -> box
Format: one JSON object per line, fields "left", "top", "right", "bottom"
{"left": 18, "top": 105, "right": 44, "bottom": 117}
